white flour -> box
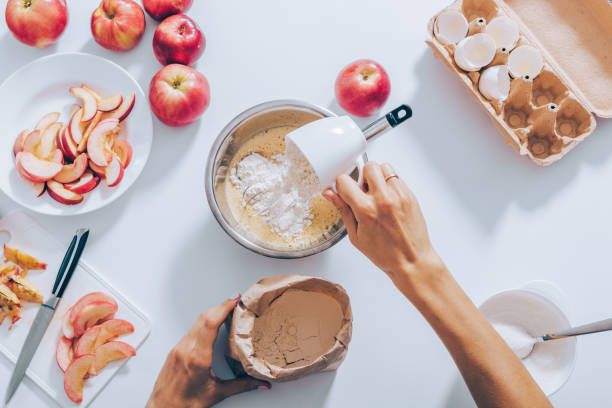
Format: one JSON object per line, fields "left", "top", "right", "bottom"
{"left": 230, "top": 141, "right": 321, "bottom": 240}
{"left": 492, "top": 322, "right": 536, "bottom": 359}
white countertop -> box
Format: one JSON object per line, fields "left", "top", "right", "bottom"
{"left": 1, "top": 1, "right": 611, "bottom": 407}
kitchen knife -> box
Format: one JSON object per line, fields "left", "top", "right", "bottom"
{"left": 4, "top": 228, "right": 90, "bottom": 405}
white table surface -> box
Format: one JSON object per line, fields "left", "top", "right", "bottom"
{"left": 1, "top": 1, "right": 611, "bottom": 407}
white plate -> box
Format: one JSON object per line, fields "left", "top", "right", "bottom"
{"left": 0, "top": 52, "right": 153, "bottom": 216}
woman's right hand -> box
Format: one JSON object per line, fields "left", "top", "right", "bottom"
{"left": 323, "top": 162, "right": 446, "bottom": 298}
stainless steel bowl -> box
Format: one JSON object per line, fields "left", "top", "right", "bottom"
{"left": 205, "top": 100, "right": 363, "bottom": 259}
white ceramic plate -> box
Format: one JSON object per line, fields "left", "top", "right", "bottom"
{"left": 0, "top": 52, "right": 153, "bottom": 216}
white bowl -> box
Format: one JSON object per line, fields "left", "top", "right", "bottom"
{"left": 480, "top": 281, "right": 576, "bottom": 396}
{"left": 0, "top": 53, "right": 153, "bottom": 216}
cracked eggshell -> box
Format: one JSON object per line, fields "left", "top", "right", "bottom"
{"left": 508, "top": 45, "right": 543, "bottom": 80}
{"left": 454, "top": 33, "right": 496, "bottom": 72}
{"left": 486, "top": 16, "right": 519, "bottom": 52}
{"left": 434, "top": 10, "right": 469, "bottom": 45}
{"left": 479, "top": 65, "right": 510, "bottom": 101}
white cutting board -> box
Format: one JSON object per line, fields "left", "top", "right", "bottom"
{"left": 0, "top": 211, "right": 151, "bottom": 407}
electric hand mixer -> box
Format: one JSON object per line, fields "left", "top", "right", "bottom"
{"left": 286, "top": 104, "right": 413, "bottom": 188}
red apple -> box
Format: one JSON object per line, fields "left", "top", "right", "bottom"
{"left": 89, "top": 341, "right": 135, "bottom": 376}
{"left": 65, "top": 171, "right": 100, "bottom": 194}
{"left": 104, "top": 92, "right": 135, "bottom": 121}
{"left": 15, "top": 152, "right": 63, "bottom": 182}
{"left": 5, "top": 0, "right": 67, "bottom": 48}
{"left": 47, "top": 180, "right": 84, "bottom": 205}
{"left": 149, "top": 64, "right": 210, "bottom": 127}
{"left": 105, "top": 155, "right": 124, "bottom": 187}
{"left": 56, "top": 336, "right": 74, "bottom": 372}
{"left": 112, "top": 139, "right": 132, "bottom": 168}
{"left": 143, "top": 0, "right": 192, "bottom": 21}
{"left": 91, "top": 0, "right": 145, "bottom": 51}
{"left": 153, "top": 14, "right": 205, "bottom": 66}
{"left": 72, "top": 301, "right": 117, "bottom": 338}
{"left": 54, "top": 153, "right": 88, "bottom": 184}
{"left": 335, "top": 59, "right": 391, "bottom": 118}
{"left": 13, "top": 130, "right": 29, "bottom": 157}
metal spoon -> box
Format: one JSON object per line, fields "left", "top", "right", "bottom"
{"left": 524, "top": 318, "right": 612, "bottom": 358}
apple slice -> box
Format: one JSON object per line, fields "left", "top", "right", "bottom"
{"left": 74, "top": 325, "right": 102, "bottom": 357}
{"left": 89, "top": 341, "right": 135, "bottom": 376}
{"left": 15, "top": 152, "right": 63, "bottom": 183}
{"left": 31, "top": 182, "right": 46, "bottom": 197}
{"left": 70, "top": 87, "right": 97, "bottom": 122}
{"left": 88, "top": 161, "right": 107, "bottom": 179}
{"left": 78, "top": 111, "right": 103, "bottom": 153}
{"left": 94, "top": 319, "right": 134, "bottom": 349}
{"left": 64, "top": 354, "right": 95, "bottom": 403}
{"left": 82, "top": 84, "right": 102, "bottom": 100}
{"left": 105, "top": 93, "right": 135, "bottom": 121}
{"left": 105, "top": 155, "right": 124, "bottom": 187}
{"left": 34, "top": 112, "right": 60, "bottom": 132}
{"left": 54, "top": 153, "right": 88, "bottom": 184}
{"left": 87, "top": 118, "right": 119, "bottom": 167}
{"left": 69, "top": 108, "right": 87, "bottom": 145}
{"left": 98, "top": 94, "right": 123, "bottom": 112}
{"left": 65, "top": 171, "right": 100, "bottom": 194}
{"left": 36, "top": 122, "right": 62, "bottom": 160}
{"left": 47, "top": 180, "right": 84, "bottom": 205}
{"left": 56, "top": 336, "right": 74, "bottom": 372}
{"left": 13, "top": 130, "right": 29, "bottom": 157}
{"left": 72, "top": 301, "right": 118, "bottom": 338}
{"left": 63, "top": 307, "right": 75, "bottom": 339}
{"left": 67, "top": 293, "right": 116, "bottom": 336}
{"left": 49, "top": 149, "right": 64, "bottom": 164}
{"left": 112, "top": 139, "right": 133, "bottom": 168}
{"left": 69, "top": 104, "right": 81, "bottom": 117}
{"left": 22, "top": 130, "right": 42, "bottom": 155}
{"left": 60, "top": 126, "right": 78, "bottom": 161}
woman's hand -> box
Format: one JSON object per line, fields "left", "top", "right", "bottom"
{"left": 323, "top": 162, "right": 445, "bottom": 298}
{"left": 146, "top": 295, "right": 270, "bottom": 408}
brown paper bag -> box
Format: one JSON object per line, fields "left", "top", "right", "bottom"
{"left": 226, "top": 274, "right": 352, "bottom": 382}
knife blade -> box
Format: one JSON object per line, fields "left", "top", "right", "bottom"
{"left": 4, "top": 228, "right": 89, "bottom": 405}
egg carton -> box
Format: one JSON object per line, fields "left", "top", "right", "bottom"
{"left": 426, "top": 0, "right": 612, "bottom": 165}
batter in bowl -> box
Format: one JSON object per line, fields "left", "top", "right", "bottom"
{"left": 225, "top": 125, "right": 340, "bottom": 249}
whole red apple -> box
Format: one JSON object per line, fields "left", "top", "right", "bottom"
{"left": 143, "top": 0, "right": 192, "bottom": 21}
{"left": 335, "top": 59, "right": 391, "bottom": 118}
{"left": 153, "top": 14, "right": 205, "bottom": 66}
{"left": 91, "top": 0, "right": 145, "bottom": 51}
{"left": 5, "top": 0, "right": 68, "bottom": 48}
{"left": 149, "top": 64, "right": 210, "bottom": 127}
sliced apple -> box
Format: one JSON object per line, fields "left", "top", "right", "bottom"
{"left": 94, "top": 319, "right": 134, "bottom": 349}
{"left": 78, "top": 111, "right": 103, "bottom": 153}
{"left": 87, "top": 118, "right": 119, "bottom": 167}
{"left": 88, "top": 161, "right": 106, "bottom": 179}
{"left": 34, "top": 112, "right": 60, "bottom": 132}
{"left": 64, "top": 354, "right": 95, "bottom": 403}
{"left": 98, "top": 94, "right": 123, "bottom": 112}
{"left": 54, "top": 153, "right": 88, "bottom": 184}
{"left": 89, "top": 341, "right": 135, "bottom": 376}
{"left": 82, "top": 84, "right": 102, "bottom": 100}
{"left": 65, "top": 171, "right": 100, "bottom": 194}
{"left": 31, "top": 182, "right": 46, "bottom": 197}
{"left": 70, "top": 87, "right": 97, "bottom": 122}
{"left": 74, "top": 325, "right": 102, "bottom": 357}
{"left": 60, "top": 126, "right": 78, "bottom": 161}
{"left": 105, "top": 93, "right": 135, "bottom": 122}
{"left": 105, "top": 155, "right": 124, "bottom": 187}
{"left": 22, "top": 130, "right": 42, "bottom": 155}
{"left": 68, "top": 293, "right": 117, "bottom": 334}
{"left": 63, "top": 307, "right": 75, "bottom": 339}
{"left": 56, "top": 336, "right": 74, "bottom": 372}
{"left": 49, "top": 149, "right": 64, "bottom": 164}
{"left": 15, "top": 152, "right": 63, "bottom": 183}
{"left": 112, "top": 139, "right": 133, "bottom": 168}
{"left": 69, "top": 108, "right": 87, "bottom": 145}
{"left": 69, "top": 104, "right": 81, "bottom": 117}
{"left": 72, "top": 300, "right": 118, "bottom": 338}
{"left": 36, "top": 122, "right": 62, "bottom": 160}
{"left": 13, "top": 130, "right": 29, "bottom": 157}
{"left": 47, "top": 180, "right": 84, "bottom": 205}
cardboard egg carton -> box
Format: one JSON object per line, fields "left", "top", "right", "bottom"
{"left": 426, "top": 0, "right": 612, "bottom": 165}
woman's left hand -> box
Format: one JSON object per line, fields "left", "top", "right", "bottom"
{"left": 146, "top": 295, "right": 271, "bottom": 408}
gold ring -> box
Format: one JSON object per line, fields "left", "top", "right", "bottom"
{"left": 385, "top": 174, "right": 399, "bottom": 183}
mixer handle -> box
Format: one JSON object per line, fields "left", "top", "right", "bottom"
{"left": 363, "top": 104, "right": 413, "bottom": 141}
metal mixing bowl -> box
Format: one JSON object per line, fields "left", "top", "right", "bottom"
{"left": 205, "top": 100, "right": 364, "bottom": 259}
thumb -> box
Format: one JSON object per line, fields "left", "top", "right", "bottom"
{"left": 216, "top": 376, "right": 271, "bottom": 399}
